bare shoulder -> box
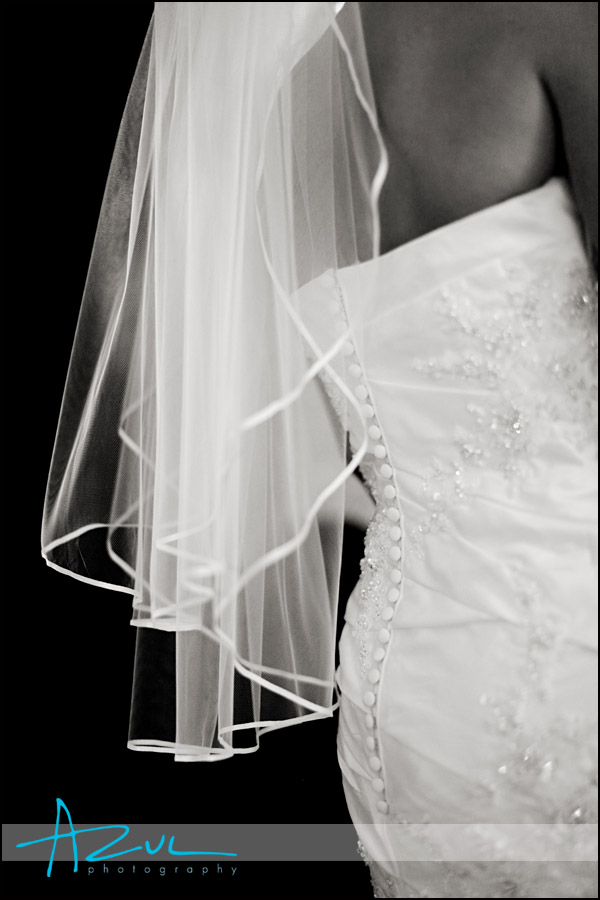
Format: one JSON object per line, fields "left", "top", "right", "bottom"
{"left": 358, "top": 2, "right": 597, "bottom": 261}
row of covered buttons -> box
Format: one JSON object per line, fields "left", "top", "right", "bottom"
{"left": 324, "top": 269, "right": 404, "bottom": 818}
{"left": 360, "top": 500, "right": 403, "bottom": 816}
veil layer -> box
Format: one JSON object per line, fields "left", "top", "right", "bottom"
{"left": 42, "top": 1, "right": 387, "bottom": 759}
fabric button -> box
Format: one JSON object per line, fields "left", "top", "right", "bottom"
{"left": 389, "top": 525, "right": 402, "bottom": 541}
{"left": 368, "top": 425, "right": 381, "bottom": 440}
{"left": 381, "top": 606, "right": 394, "bottom": 622}
{"left": 348, "top": 363, "right": 362, "bottom": 378}
{"left": 378, "top": 628, "right": 391, "bottom": 644}
{"left": 363, "top": 691, "right": 376, "bottom": 707}
{"left": 371, "top": 777, "right": 385, "bottom": 793}
{"left": 368, "top": 668, "right": 380, "bottom": 684}
{"left": 376, "top": 801, "right": 390, "bottom": 815}
{"left": 362, "top": 404, "right": 375, "bottom": 418}
{"left": 372, "top": 646, "right": 386, "bottom": 662}
{"left": 383, "top": 484, "right": 396, "bottom": 499}
{"left": 342, "top": 342, "right": 355, "bottom": 356}
{"left": 386, "top": 507, "right": 400, "bottom": 522}
{"left": 365, "top": 714, "right": 375, "bottom": 729}
{"left": 387, "top": 587, "right": 400, "bottom": 603}
{"left": 369, "top": 756, "right": 382, "bottom": 772}
{"left": 388, "top": 545, "right": 401, "bottom": 561}
{"left": 374, "top": 444, "right": 387, "bottom": 459}
{"left": 321, "top": 270, "right": 337, "bottom": 288}
{"left": 355, "top": 384, "right": 368, "bottom": 401}
{"left": 380, "top": 463, "right": 393, "bottom": 478}
{"left": 390, "top": 568, "right": 402, "bottom": 584}
{"left": 366, "top": 735, "right": 376, "bottom": 751}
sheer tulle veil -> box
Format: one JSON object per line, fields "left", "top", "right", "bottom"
{"left": 41, "top": 1, "right": 388, "bottom": 759}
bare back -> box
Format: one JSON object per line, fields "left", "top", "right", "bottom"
{"left": 359, "top": 2, "right": 598, "bottom": 261}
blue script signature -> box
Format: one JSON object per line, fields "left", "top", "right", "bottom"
{"left": 16, "top": 798, "right": 238, "bottom": 877}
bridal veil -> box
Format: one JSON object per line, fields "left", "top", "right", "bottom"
{"left": 41, "top": 2, "right": 388, "bottom": 759}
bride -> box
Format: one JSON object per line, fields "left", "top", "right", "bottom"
{"left": 42, "top": 3, "right": 597, "bottom": 897}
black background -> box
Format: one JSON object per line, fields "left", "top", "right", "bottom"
{"left": 1, "top": 3, "right": 373, "bottom": 898}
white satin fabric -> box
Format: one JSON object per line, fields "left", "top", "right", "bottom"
{"left": 303, "top": 178, "right": 598, "bottom": 897}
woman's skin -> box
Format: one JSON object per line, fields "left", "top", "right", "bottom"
{"left": 359, "top": 1, "right": 598, "bottom": 268}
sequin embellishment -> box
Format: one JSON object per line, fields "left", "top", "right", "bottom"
{"left": 477, "top": 566, "right": 598, "bottom": 825}
{"left": 410, "top": 259, "right": 598, "bottom": 557}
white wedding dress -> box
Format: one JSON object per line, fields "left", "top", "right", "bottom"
{"left": 303, "top": 177, "right": 598, "bottom": 898}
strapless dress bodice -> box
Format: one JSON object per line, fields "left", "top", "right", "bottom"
{"left": 300, "top": 176, "right": 597, "bottom": 653}
{"left": 333, "top": 176, "right": 597, "bottom": 645}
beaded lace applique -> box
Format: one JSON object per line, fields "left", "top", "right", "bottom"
{"left": 318, "top": 366, "right": 348, "bottom": 424}
{"left": 355, "top": 511, "right": 394, "bottom": 673}
{"left": 428, "top": 259, "right": 596, "bottom": 457}
{"left": 477, "top": 565, "right": 598, "bottom": 826}
{"left": 408, "top": 456, "right": 472, "bottom": 561}
{"left": 409, "top": 259, "right": 598, "bottom": 559}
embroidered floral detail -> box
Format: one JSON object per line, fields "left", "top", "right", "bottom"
{"left": 477, "top": 566, "right": 598, "bottom": 825}
{"left": 408, "top": 457, "right": 471, "bottom": 561}
{"left": 438, "top": 259, "right": 597, "bottom": 461}
{"left": 456, "top": 395, "right": 537, "bottom": 477}
{"left": 409, "top": 259, "right": 598, "bottom": 557}
{"left": 413, "top": 350, "right": 501, "bottom": 388}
